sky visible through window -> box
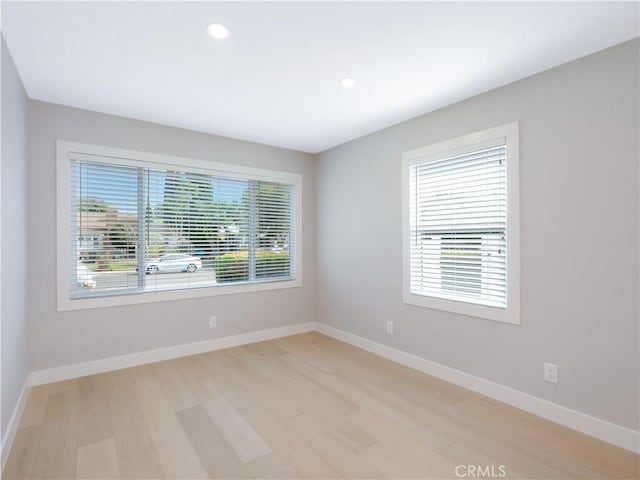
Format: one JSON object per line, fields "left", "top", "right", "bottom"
{"left": 76, "top": 162, "right": 247, "bottom": 215}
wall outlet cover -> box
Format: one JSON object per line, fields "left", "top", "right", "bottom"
{"left": 544, "top": 362, "right": 558, "bottom": 384}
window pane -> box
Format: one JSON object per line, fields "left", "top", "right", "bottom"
{"left": 409, "top": 144, "right": 508, "bottom": 308}
{"left": 72, "top": 161, "right": 140, "bottom": 297}
{"left": 209, "top": 177, "right": 250, "bottom": 283}
{"left": 255, "top": 181, "right": 293, "bottom": 279}
{"left": 145, "top": 170, "right": 250, "bottom": 290}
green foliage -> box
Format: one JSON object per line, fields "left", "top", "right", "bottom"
{"left": 79, "top": 197, "right": 108, "bottom": 212}
{"left": 146, "top": 232, "right": 166, "bottom": 256}
{"left": 256, "top": 250, "right": 291, "bottom": 279}
{"left": 213, "top": 251, "right": 290, "bottom": 283}
{"left": 243, "top": 181, "right": 292, "bottom": 250}
{"left": 440, "top": 251, "right": 481, "bottom": 257}
{"left": 107, "top": 223, "right": 137, "bottom": 255}
{"left": 145, "top": 198, "right": 154, "bottom": 222}
{"left": 213, "top": 252, "right": 249, "bottom": 282}
{"left": 86, "top": 259, "right": 137, "bottom": 272}
{"left": 152, "top": 175, "right": 291, "bottom": 263}
{"left": 155, "top": 172, "right": 247, "bottom": 257}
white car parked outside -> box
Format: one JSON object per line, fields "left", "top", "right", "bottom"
{"left": 143, "top": 253, "right": 203, "bottom": 274}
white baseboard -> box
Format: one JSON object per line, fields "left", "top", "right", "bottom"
{"left": 315, "top": 322, "right": 640, "bottom": 454}
{"left": 3, "top": 322, "right": 314, "bottom": 472}
{"left": 10, "top": 320, "right": 639, "bottom": 462}
{"left": 1, "top": 375, "right": 31, "bottom": 472}
{"left": 30, "top": 322, "right": 315, "bottom": 386}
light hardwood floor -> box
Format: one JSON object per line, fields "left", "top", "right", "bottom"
{"left": 4, "top": 332, "right": 639, "bottom": 479}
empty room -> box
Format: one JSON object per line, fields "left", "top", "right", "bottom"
{"left": 1, "top": 1, "right": 639, "bottom": 479}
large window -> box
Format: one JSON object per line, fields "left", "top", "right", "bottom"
{"left": 402, "top": 123, "right": 520, "bottom": 324}
{"left": 57, "top": 142, "right": 301, "bottom": 311}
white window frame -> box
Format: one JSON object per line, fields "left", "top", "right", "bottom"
{"left": 57, "top": 141, "right": 303, "bottom": 311}
{"left": 401, "top": 122, "right": 520, "bottom": 324}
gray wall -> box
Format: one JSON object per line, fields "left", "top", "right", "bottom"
{"left": 316, "top": 39, "right": 640, "bottom": 431}
{"left": 1, "top": 37, "right": 29, "bottom": 441}
{"left": 27, "top": 101, "right": 316, "bottom": 370}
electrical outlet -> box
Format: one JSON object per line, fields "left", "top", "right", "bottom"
{"left": 209, "top": 316, "right": 217, "bottom": 328}
{"left": 386, "top": 321, "right": 394, "bottom": 335}
{"left": 544, "top": 362, "right": 558, "bottom": 384}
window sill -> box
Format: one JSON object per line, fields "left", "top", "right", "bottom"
{"left": 58, "top": 277, "right": 302, "bottom": 311}
{"left": 403, "top": 291, "right": 520, "bottom": 325}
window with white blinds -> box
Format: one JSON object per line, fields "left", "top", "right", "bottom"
{"left": 58, "top": 142, "right": 301, "bottom": 310}
{"left": 402, "top": 123, "right": 520, "bottom": 324}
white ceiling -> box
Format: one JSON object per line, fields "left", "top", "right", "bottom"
{"left": 2, "top": 2, "right": 639, "bottom": 153}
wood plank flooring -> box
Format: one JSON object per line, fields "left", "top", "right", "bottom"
{"left": 4, "top": 332, "right": 639, "bottom": 479}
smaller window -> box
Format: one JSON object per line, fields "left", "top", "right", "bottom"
{"left": 402, "top": 123, "right": 520, "bottom": 324}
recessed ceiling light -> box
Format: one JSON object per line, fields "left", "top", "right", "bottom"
{"left": 341, "top": 78, "right": 356, "bottom": 88}
{"left": 207, "top": 23, "right": 229, "bottom": 39}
